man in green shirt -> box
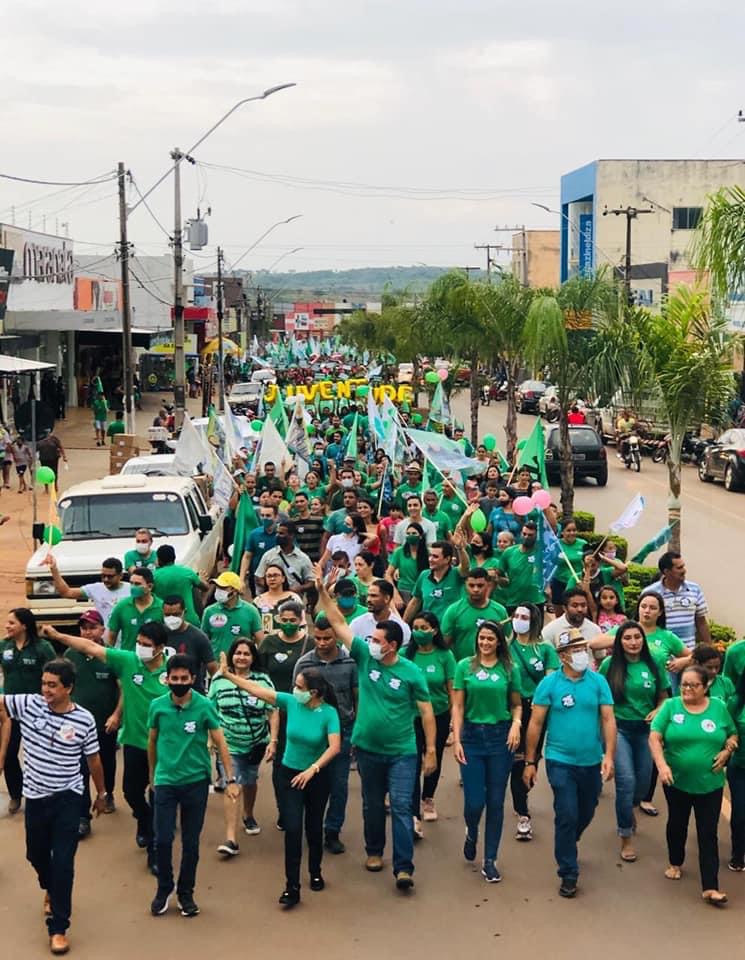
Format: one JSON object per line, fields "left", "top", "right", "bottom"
{"left": 495, "top": 520, "right": 546, "bottom": 613}
{"left": 106, "top": 567, "right": 164, "bottom": 651}
{"left": 334, "top": 578, "right": 368, "bottom": 624}
{"left": 404, "top": 537, "right": 469, "bottom": 625}
{"left": 316, "top": 574, "right": 435, "bottom": 891}
{"left": 200, "top": 571, "right": 263, "bottom": 657}
{"left": 123, "top": 529, "right": 157, "bottom": 573}
{"left": 441, "top": 569, "right": 510, "bottom": 661}
{"left": 147, "top": 654, "right": 238, "bottom": 918}
{"left": 422, "top": 490, "right": 453, "bottom": 542}
{"left": 393, "top": 462, "right": 425, "bottom": 510}
{"left": 153, "top": 544, "right": 209, "bottom": 626}
{"left": 92, "top": 391, "right": 108, "bottom": 447}
{"left": 106, "top": 411, "right": 126, "bottom": 442}
{"left": 438, "top": 477, "right": 468, "bottom": 525}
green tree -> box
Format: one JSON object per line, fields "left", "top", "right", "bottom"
{"left": 692, "top": 185, "right": 745, "bottom": 303}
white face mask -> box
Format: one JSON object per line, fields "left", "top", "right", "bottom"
{"left": 135, "top": 542, "right": 151, "bottom": 555}
{"left": 368, "top": 641, "right": 385, "bottom": 661}
{"left": 569, "top": 650, "right": 590, "bottom": 673}
{"left": 164, "top": 615, "right": 183, "bottom": 631}
{"left": 341, "top": 478, "right": 354, "bottom": 489}
{"left": 136, "top": 643, "right": 155, "bottom": 662}
{"left": 511, "top": 617, "right": 532, "bottom": 636}
{"left": 214, "top": 588, "right": 230, "bottom": 604}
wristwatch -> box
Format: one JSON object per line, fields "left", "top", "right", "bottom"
{"left": 226, "top": 777, "right": 237, "bottom": 785}
{"left": 524, "top": 760, "right": 537, "bottom": 767}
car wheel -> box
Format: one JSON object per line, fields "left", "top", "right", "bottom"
{"left": 596, "top": 465, "right": 608, "bottom": 487}
{"left": 724, "top": 463, "right": 744, "bottom": 492}
{"left": 698, "top": 459, "right": 713, "bottom": 483}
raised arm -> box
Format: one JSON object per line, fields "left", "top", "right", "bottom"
{"left": 314, "top": 565, "right": 354, "bottom": 649}
{"left": 217, "top": 653, "right": 278, "bottom": 705}
{"left": 42, "top": 554, "right": 84, "bottom": 600}
{"left": 39, "top": 624, "right": 107, "bottom": 662}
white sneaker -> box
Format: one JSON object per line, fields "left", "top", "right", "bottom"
{"left": 413, "top": 817, "right": 424, "bottom": 839}
{"left": 515, "top": 816, "right": 533, "bottom": 841}
{"left": 421, "top": 798, "right": 438, "bottom": 822}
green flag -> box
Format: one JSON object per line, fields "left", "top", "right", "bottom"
{"left": 269, "top": 391, "right": 288, "bottom": 438}
{"left": 344, "top": 413, "right": 359, "bottom": 462}
{"left": 230, "top": 491, "right": 260, "bottom": 575}
{"left": 631, "top": 524, "right": 673, "bottom": 564}
{"left": 517, "top": 419, "right": 548, "bottom": 488}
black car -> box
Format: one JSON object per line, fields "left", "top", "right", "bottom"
{"left": 698, "top": 428, "right": 745, "bottom": 492}
{"left": 545, "top": 425, "right": 608, "bottom": 486}
{"left": 516, "top": 379, "right": 548, "bottom": 414}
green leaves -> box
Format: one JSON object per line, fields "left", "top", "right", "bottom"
{"left": 692, "top": 185, "right": 745, "bottom": 302}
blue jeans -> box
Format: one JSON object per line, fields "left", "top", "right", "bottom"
{"left": 153, "top": 780, "right": 210, "bottom": 896}
{"left": 356, "top": 748, "right": 417, "bottom": 876}
{"left": 325, "top": 726, "right": 353, "bottom": 835}
{"left": 614, "top": 720, "right": 653, "bottom": 837}
{"left": 727, "top": 764, "right": 745, "bottom": 866}
{"left": 459, "top": 721, "right": 513, "bottom": 862}
{"left": 545, "top": 760, "right": 602, "bottom": 879}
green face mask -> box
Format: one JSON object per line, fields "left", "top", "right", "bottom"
{"left": 130, "top": 585, "right": 146, "bottom": 599}
{"left": 405, "top": 534, "right": 420, "bottom": 546}
{"left": 412, "top": 629, "right": 433, "bottom": 645}
{"left": 278, "top": 621, "right": 300, "bottom": 636}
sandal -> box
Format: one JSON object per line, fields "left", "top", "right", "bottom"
{"left": 620, "top": 848, "right": 637, "bottom": 863}
{"left": 664, "top": 866, "right": 682, "bottom": 880}
{"left": 702, "top": 890, "right": 728, "bottom": 906}
{"left": 639, "top": 802, "right": 658, "bottom": 817}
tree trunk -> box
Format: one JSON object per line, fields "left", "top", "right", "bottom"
{"left": 469, "top": 359, "right": 479, "bottom": 445}
{"left": 504, "top": 361, "right": 518, "bottom": 463}
{"left": 558, "top": 409, "right": 575, "bottom": 518}
{"left": 667, "top": 451, "right": 682, "bottom": 553}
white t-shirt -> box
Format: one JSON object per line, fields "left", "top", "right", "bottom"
{"left": 326, "top": 533, "right": 364, "bottom": 567}
{"left": 393, "top": 516, "right": 438, "bottom": 547}
{"left": 349, "top": 610, "right": 412, "bottom": 648}
{"left": 81, "top": 581, "right": 132, "bottom": 627}
{"left": 541, "top": 614, "right": 602, "bottom": 649}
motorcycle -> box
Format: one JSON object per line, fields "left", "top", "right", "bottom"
{"left": 621, "top": 434, "right": 642, "bottom": 472}
{"left": 480, "top": 384, "right": 491, "bottom": 406}
{"left": 652, "top": 432, "right": 711, "bottom": 465}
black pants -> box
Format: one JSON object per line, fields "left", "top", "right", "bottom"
{"left": 663, "top": 784, "right": 723, "bottom": 891}
{"left": 272, "top": 712, "right": 288, "bottom": 822}
{"left": 413, "top": 711, "right": 450, "bottom": 816}
{"left": 153, "top": 780, "right": 210, "bottom": 897}
{"left": 122, "top": 745, "right": 153, "bottom": 841}
{"left": 510, "top": 698, "right": 545, "bottom": 817}
{"left": 25, "top": 790, "right": 80, "bottom": 935}
{"left": 4, "top": 719, "right": 23, "bottom": 801}
{"left": 277, "top": 764, "right": 330, "bottom": 890}
{"left": 81, "top": 728, "right": 117, "bottom": 819}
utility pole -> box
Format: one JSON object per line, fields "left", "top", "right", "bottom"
{"left": 474, "top": 244, "right": 498, "bottom": 280}
{"left": 602, "top": 205, "right": 654, "bottom": 302}
{"left": 171, "top": 148, "right": 186, "bottom": 424}
{"left": 117, "top": 161, "right": 135, "bottom": 433}
{"left": 494, "top": 224, "right": 528, "bottom": 286}
{"left": 216, "top": 246, "right": 225, "bottom": 413}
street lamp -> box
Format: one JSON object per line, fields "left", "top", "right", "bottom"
{"left": 265, "top": 247, "right": 303, "bottom": 273}
{"left": 530, "top": 201, "right": 616, "bottom": 276}
{"left": 229, "top": 215, "right": 303, "bottom": 272}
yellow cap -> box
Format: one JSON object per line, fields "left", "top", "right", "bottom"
{"left": 212, "top": 571, "right": 243, "bottom": 591}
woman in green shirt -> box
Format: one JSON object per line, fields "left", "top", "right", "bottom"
{"left": 218, "top": 656, "right": 341, "bottom": 907}
{"left": 726, "top": 672, "right": 745, "bottom": 871}
{"left": 451, "top": 621, "right": 522, "bottom": 883}
{"left": 385, "top": 521, "right": 428, "bottom": 608}
{"left": 599, "top": 621, "right": 669, "bottom": 862}
{"left": 405, "top": 612, "right": 456, "bottom": 833}
{"left": 650, "top": 665, "right": 737, "bottom": 904}
{"left": 691, "top": 645, "right": 735, "bottom": 702}
{"left": 508, "top": 603, "right": 559, "bottom": 842}
{"left": 208, "top": 639, "right": 279, "bottom": 854}
{"left": 351, "top": 550, "right": 376, "bottom": 604}
{"left": 549, "top": 519, "right": 586, "bottom": 618}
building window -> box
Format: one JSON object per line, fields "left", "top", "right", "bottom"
{"left": 672, "top": 207, "right": 703, "bottom": 230}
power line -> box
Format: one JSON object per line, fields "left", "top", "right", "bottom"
{"left": 0, "top": 170, "right": 117, "bottom": 186}
{"left": 129, "top": 175, "right": 172, "bottom": 240}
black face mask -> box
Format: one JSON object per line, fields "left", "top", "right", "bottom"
{"left": 169, "top": 682, "right": 192, "bottom": 698}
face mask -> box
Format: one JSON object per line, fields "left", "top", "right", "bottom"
{"left": 214, "top": 588, "right": 230, "bottom": 604}
{"left": 130, "top": 585, "right": 145, "bottom": 599}
{"left": 169, "top": 682, "right": 192, "bottom": 698}
{"left": 512, "top": 617, "right": 532, "bottom": 635}
{"left": 135, "top": 542, "right": 150, "bottom": 555}
{"left": 164, "top": 615, "right": 183, "bottom": 631}
{"left": 136, "top": 643, "right": 155, "bottom": 662}
{"left": 569, "top": 651, "right": 590, "bottom": 673}
{"left": 368, "top": 641, "right": 385, "bottom": 661}
{"left": 293, "top": 687, "right": 311, "bottom": 704}
{"left": 262, "top": 518, "right": 274, "bottom": 531}
{"left": 341, "top": 478, "right": 354, "bottom": 488}
{"left": 405, "top": 534, "right": 420, "bottom": 546}
{"left": 411, "top": 629, "right": 432, "bottom": 646}
{"left": 338, "top": 595, "right": 356, "bottom": 611}
{"left": 277, "top": 535, "right": 289, "bottom": 548}
{"left": 278, "top": 621, "right": 300, "bottom": 636}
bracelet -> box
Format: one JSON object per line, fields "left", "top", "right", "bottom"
{"left": 270, "top": 739, "right": 279, "bottom": 743}
{"left": 524, "top": 760, "right": 537, "bottom": 767}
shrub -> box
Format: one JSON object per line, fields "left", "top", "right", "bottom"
{"left": 624, "top": 584, "right": 641, "bottom": 611}
{"left": 626, "top": 563, "right": 658, "bottom": 589}
{"left": 572, "top": 511, "right": 595, "bottom": 533}
{"left": 709, "top": 622, "right": 738, "bottom": 649}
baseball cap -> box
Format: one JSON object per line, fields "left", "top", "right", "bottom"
{"left": 212, "top": 571, "right": 243, "bottom": 591}
{"left": 335, "top": 577, "right": 357, "bottom": 596}
{"left": 79, "top": 609, "right": 104, "bottom": 626}
{"left": 405, "top": 462, "right": 422, "bottom": 473}
{"left": 556, "top": 628, "right": 586, "bottom": 650}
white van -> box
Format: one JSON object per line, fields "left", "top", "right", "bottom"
{"left": 26, "top": 474, "right": 225, "bottom": 627}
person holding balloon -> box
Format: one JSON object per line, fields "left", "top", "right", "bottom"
{"left": 495, "top": 514, "right": 547, "bottom": 617}
{"left": 486, "top": 487, "right": 523, "bottom": 550}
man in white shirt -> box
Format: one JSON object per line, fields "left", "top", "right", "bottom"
{"left": 393, "top": 495, "right": 437, "bottom": 547}
{"left": 349, "top": 579, "right": 412, "bottom": 647}
{"left": 44, "top": 554, "right": 132, "bottom": 627}
{"left": 542, "top": 588, "right": 601, "bottom": 649}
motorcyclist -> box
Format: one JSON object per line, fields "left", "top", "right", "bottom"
{"left": 615, "top": 408, "right": 637, "bottom": 461}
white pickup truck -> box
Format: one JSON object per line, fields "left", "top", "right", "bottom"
{"left": 25, "top": 473, "right": 225, "bottom": 627}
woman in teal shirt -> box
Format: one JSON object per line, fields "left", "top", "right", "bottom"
{"left": 218, "top": 655, "right": 341, "bottom": 908}
{"left": 405, "top": 612, "right": 456, "bottom": 834}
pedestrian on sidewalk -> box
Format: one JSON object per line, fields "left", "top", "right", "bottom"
{"left": 92, "top": 392, "right": 108, "bottom": 447}
{"left": 37, "top": 432, "right": 67, "bottom": 482}
{"left": 11, "top": 435, "right": 32, "bottom": 493}
{"left": 523, "top": 628, "right": 616, "bottom": 899}
{"left": 0, "top": 658, "right": 106, "bottom": 956}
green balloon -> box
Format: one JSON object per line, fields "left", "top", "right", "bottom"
{"left": 425, "top": 370, "right": 439, "bottom": 384}
{"left": 356, "top": 385, "right": 369, "bottom": 398}
{"left": 342, "top": 413, "right": 356, "bottom": 429}
{"left": 412, "top": 413, "right": 423, "bottom": 425}
{"left": 471, "top": 508, "right": 487, "bottom": 533}
{"left": 307, "top": 424, "right": 315, "bottom": 436}
{"left": 251, "top": 419, "right": 263, "bottom": 431}
{"left": 482, "top": 434, "right": 497, "bottom": 452}
{"left": 43, "top": 524, "right": 63, "bottom": 545}
{"left": 36, "top": 466, "right": 56, "bottom": 485}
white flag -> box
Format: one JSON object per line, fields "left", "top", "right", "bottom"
{"left": 212, "top": 457, "right": 235, "bottom": 511}
{"left": 257, "top": 415, "right": 293, "bottom": 476}
{"left": 609, "top": 493, "right": 646, "bottom": 533}
{"left": 173, "top": 415, "right": 209, "bottom": 476}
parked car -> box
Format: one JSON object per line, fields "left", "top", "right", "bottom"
{"left": 545, "top": 424, "right": 608, "bottom": 486}
{"left": 697, "top": 428, "right": 745, "bottom": 492}
{"left": 398, "top": 362, "right": 415, "bottom": 385}
{"left": 516, "top": 380, "right": 548, "bottom": 414}
{"left": 226, "top": 381, "right": 264, "bottom": 415}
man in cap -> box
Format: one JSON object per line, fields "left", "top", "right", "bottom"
{"left": 393, "top": 462, "right": 425, "bottom": 510}
{"left": 200, "top": 572, "right": 263, "bottom": 659}
{"left": 522, "top": 628, "right": 616, "bottom": 899}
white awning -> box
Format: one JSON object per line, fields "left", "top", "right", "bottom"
{"left": 0, "top": 355, "right": 55, "bottom": 373}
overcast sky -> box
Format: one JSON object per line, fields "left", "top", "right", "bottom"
{"left": 2, "top": 0, "right": 744, "bottom": 278}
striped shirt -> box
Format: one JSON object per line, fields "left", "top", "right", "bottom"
{"left": 4, "top": 694, "right": 99, "bottom": 799}
{"left": 643, "top": 580, "right": 708, "bottom": 651}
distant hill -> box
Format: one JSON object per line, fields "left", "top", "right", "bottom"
{"left": 243, "top": 265, "right": 454, "bottom": 300}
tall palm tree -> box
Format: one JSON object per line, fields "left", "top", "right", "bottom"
{"left": 692, "top": 185, "right": 745, "bottom": 302}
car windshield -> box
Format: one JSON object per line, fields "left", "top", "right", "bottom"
{"left": 522, "top": 381, "right": 545, "bottom": 390}
{"left": 58, "top": 493, "right": 188, "bottom": 539}
{"left": 548, "top": 428, "right": 599, "bottom": 450}
{"left": 231, "top": 384, "right": 260, "bottom": 396}
{"left": 723, "top": 429, "right": 745, "bottom": 446}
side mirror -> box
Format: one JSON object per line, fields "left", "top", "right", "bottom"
{"left": 198, "top": 514, "right": 214, "bottom": 534}
{"left": 32, "top": 522, "right": 45, "bottom": 542}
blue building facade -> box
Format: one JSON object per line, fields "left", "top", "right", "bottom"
{"left": 560, "top": 161, "right": 597, "bottom": 282}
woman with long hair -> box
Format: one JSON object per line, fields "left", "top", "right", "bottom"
{"left": 350, "top": 550, "right": 377, "bottom": 604}
{"left": 385, "top": 521, "right": 428, "bottom": 607}
{"left": 451, "top": 621, "right": 522, "bottom": 883}
{"left": 218, "top": 657, "right": 341, "bottom": 907}
{"left": 405, "top": 612, "right": 456, "bottom": 834}
{"left": 356, "top": 499, "right": 387, "bottom": 573}
{"left": 252, "top": 565, "right": 303, "bottom": 635}
{"left": 549, "top": 518, "right": 587, "bottom": 619}
{"left": 599, "top": 620, "right": 670, "bottom": 862}
{"left": 319, "top": 513, "right": 367, "bottom": 572}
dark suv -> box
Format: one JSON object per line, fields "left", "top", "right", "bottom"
{"left": 545, "top": 425, "right": 608, "bottom": 486}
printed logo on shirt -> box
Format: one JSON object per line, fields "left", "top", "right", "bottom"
{"left": 368, "top": 670, "right": 381, "bottom": 682}
{"left": 527, "top": 555, "right": 535, "bottom": 563}
{"left": 209, "top": 613, "right": 228, "bottom": 629}
{"left": 701, "top": 719, "right": 717, "bottom": 734}
{"left": 530, "top": 659, "right": 544, "bottom": 672}
{"left": 130, "top": 618, "right": 138, "bottom": 625}
{"left": 426, "top": 665, "right": 436, "bottom": 673}
{"left": 275, "top": 653, "right": 288, "bottom": 663}
{"left": 158, "top": 673, "right": 168, "bottom": 685}
{"left": 247, "top": 696, "right": 259, "bottom": 706}
{"left": 231, "top": 625, "right": 241, "bottom": 635}
{"left": 132, "top": 673, "right": 144, "bottom": 686}
{"left": 184, "top": 721, "right": 196, "bottom": 733}
{"left": 57, "top": 723, "right": 77, "bottom": 742}
{"left": 431, "top": 589, "right": 443, "bottom": 598}
{"left": 476, "top": 670, "right": 489, "bottom": 680}
{"left": 561, "top": 694, "right": 575, "bottom": 708}
{"left": 2, "top": 649, "right": 13, "bottom": 661}
{"left": 389, "top": 677, "right": 402, "bottom": 690}
{"left": 673, "top": 713, "right": 685, "bottom": 724}
{"left": 490, "top": 673, "right": 500, "bottom": 683}
{"left": 680, "top": 598, "right": 691, "bottom": 607}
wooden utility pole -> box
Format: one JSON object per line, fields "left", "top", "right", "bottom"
{"left": 216, "top": 246, "right": 225, "bottom": 412}
{"left": 602, "top": 205, "right": 654, "bottom": 302}
{"left": 117, "top": 162, "right": 135, "bottom": 432}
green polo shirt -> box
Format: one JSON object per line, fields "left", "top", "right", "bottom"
{"left": 453, "top": 658, "right": 521, "bottom": 724}
{"left": 153, "top": 563, "right": 201, "bottom": 626}
{"left": 422, "top": 508, "right": 453, "bottom": 541}
{"left": 599, "top": 654, "right": 670, "bottom": 722}
{"left": 148, "top": 691, "right": 220, "bottom": 786}
{"left": 108, "top": 595, "right": 164, "bottom": 652}
{"left": 411, "top": 647, "right": 456, "bottom": 715}
{"left": 123, "top": 549, "right": 158, "bottom": 572}
{"left": 412, "top": 566, "right": 466, "bottom": 622}
{"left": 65, "top": 649, "right": 120, "bottom": 728}
{"left": 200, "top": 599, "right": 262, "bottom": 657}
{"left": 105, "top": 647, "right": 169, "bottom": 750}
{"left": 0, "top": 639, "right": 56, "bottom": 695}
{"left": 440, "top": 597, "right": 511, "bottom": 661}
{"left": 496, "top": 543, "right": 545, "bottom": 607}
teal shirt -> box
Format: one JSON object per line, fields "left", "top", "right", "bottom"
{"left": 276, "top": 691, "right": 340, "bottom": 770}
{"left": 532, "top": 668, "right": 614, "bottom": 766}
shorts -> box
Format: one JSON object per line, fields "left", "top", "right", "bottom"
{"left": 231, "top": 751, "right": 262, "bottom": 786}
{"left": 94, "top": 420, "right": 106, "bottom": 430}
{"left": 15, "top": 465, "right": 27, "bottom": 475}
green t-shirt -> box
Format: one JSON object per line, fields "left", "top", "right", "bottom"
{"left": 92, "top": 396, "right": 108, "bottom": 420}
{"left": 412, "top": 566, "right": 466, "bottom": 622}
{"left": 645, "top": 627, "right": 685, "bottom": 660}
{"left": 148, "top": 691, "right": 220, "bottom": 786}
{"left": 440, "top": 597, "right": 510, "bottom": 662}
{"left": 153, "top": 564, "right": 201, "bottom": 626}
{"left": 496, "top": 544, "right": 545, "bottom": 607}
{"left": 650, "top": 695, "right": 736, "bottom": 794}
{"left": 259, "top": 632, "right": 311, "bottom": 694}
{"left": 439, "top": 494, "right": 467, "bottom": 524}
{"left": 105, "top": 647, "right": 169, "bottom": 749}
{"left": 510, "top": 640, "right": 560, "bottom": 698}
{"left": 422, "top": 508, "right": 452, "bottom": 541}
{"left": 123, "top": 548, "right": 157, "bottom": 572}
{"left": 276, "top": 691, "right": 341, "bottom": 770}
{"left": 394, "top": 481, "right": 424, "bottom": 509}
{"left": 108, "top": 596, "right": 164, "bottom": 651}
{"left": 554, "top": 537, "right": 587, "bottom": 585}
{"left": 65, "top": 649, "right": 120, "bottom": 728}
{"left": 107, "top": 420, "right": 126, "bottom": 438}
{"left": 0, "top": 639, "right": 56, "bottom": 695}
{"left": 342, "top": 603, "right": 368, "bottom": 624}
{"left": 350, "top": 637, "right": 430, "bottom": 755}
{"left": 727, "top": 696, "right": 745, "bottom": 768}
{"left": 708, "top": 674, "right": 735, "bottom": 702}
{"left": 453, "top": 657, "right": 521, "bottom": 724}
{"left": 388, "top": 546, "right": 422, "bottom": 594}
{"left": 410, "top": 647, "right": 456, "bottom": 715}
{"left": 200, "top": 600, "right": 262, "bottom": 657}
{"left": 299, "top": 483, "right": 328, "bottom": 503}
{"left": 349, "top": 576, "right": 373, "bottom": 604}
{"left": 599, "top": 655, "right": 670, "bottom": 722}
{"left": 323, "top": 508, "right": 350, "bottom": 535}
{"left": 724, "top": 639, "right": 745, "bottom": 685}
{"left": 207, "top": 672, "right": 275, "bottom": 754}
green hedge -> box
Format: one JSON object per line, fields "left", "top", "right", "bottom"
{"left": 626, "top": 563, "right": 658, "bottom": 589}
{"left": 710, "top": 622, "right": 738, "bottom": 648}
{"left": 624, "top": 584, "right": 641, "bottom": 611}
{"left": 572, "top": 511, "right": 595, "bottom": 533}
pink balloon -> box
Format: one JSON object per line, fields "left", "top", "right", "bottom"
{"left": 532, "top": 489, "right": 551, "bottom": 510}
{"left": 437, "top": 368, "right": 448, "bottom": 380}
{"left": 513, "top": 496, "right": 534, "bottom": 516}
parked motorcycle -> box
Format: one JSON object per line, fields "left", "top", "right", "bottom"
{"left": 652, "top": 433, "right": 712, "bottom": 465}
{"left": 621, "top": 434, "right": 642, "bottom": 472}
{"left": 480, "top": 384, "right": 491, "bottom": 406}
